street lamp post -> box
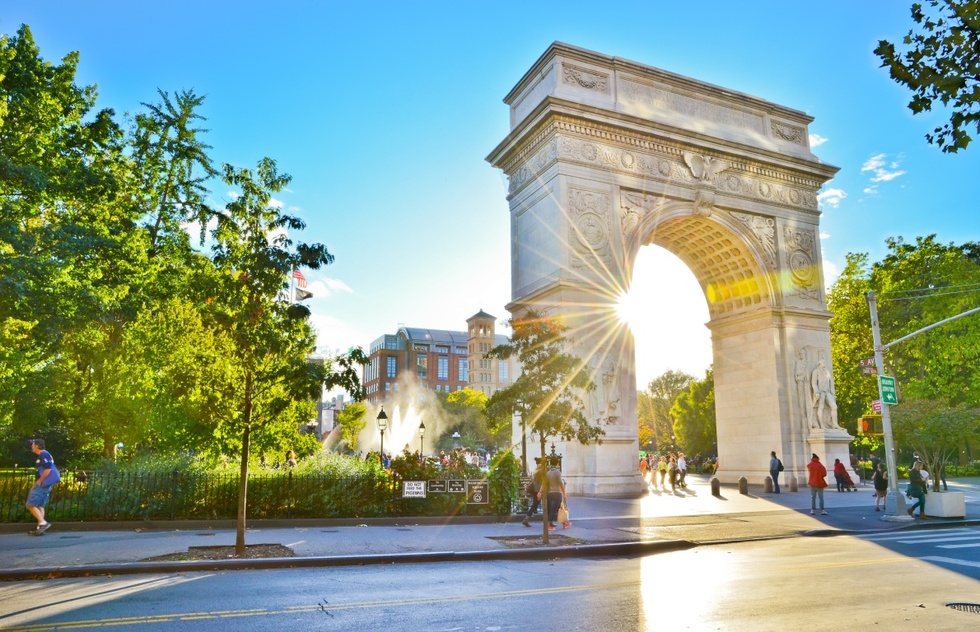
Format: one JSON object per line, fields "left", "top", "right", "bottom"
{"left": 418, "top": 421, "right": 426, "bottom": 457}
{"left": 376, "top": 406, "right": 388, "bottom": 465}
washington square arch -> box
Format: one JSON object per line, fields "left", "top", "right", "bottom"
{"left": 487, "top": 43, "right": 857, "bottom": 496}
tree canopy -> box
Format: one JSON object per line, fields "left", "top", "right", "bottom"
{"left": 875, "top": 0, "right": 980, "bottom": 152}
{"left": 0, "top": 25, "right": 365, "bottom": 474}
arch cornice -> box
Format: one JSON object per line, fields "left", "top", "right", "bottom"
{"left": 491, "top": 103, "right": 837, "bottom": 215}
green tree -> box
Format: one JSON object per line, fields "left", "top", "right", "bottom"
{"left": 0, "top": 25, "right": 123, "bottom": 442}
{"left": 874, "top": 0, "right": 980, "bottom": 152}
{"left": 891, "top": 399, "right": 980, "bottom": 490}
{"left": 485, "top": 310, "right": 602, "bottom": 542}
{"left": 335, "top": 401, "right": 368, "bottom": 452}
{"left": 670, "top": 368, "right": 716, "bottom": 456}
{"left": 642, "top": 370, "right": 694, "bottom": 452}
{"left": 206, "top": 157, "right": 363, "bottom": 554}
{"left": 437, "top": 387, "right": 498, "bottom": 450}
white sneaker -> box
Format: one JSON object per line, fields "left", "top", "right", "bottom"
{"left": 820, "top": 510, "right": 828, "bottom": 515}
{"left": 810, "top": 510, "right": 815, "bottom": 515}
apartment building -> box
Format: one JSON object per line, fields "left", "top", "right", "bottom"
{"left": 363, "top": 310, "right": 515, "bottom": 403}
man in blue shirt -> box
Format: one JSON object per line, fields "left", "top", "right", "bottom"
{"left": 26, "top": 439, "right": 61, "bottom": 535}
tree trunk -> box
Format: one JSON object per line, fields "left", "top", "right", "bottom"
{"left": 236, "top": 423, "right": 250, "bottom": 556}
{"left": 236, "top": 371, "right": 254, "bottom": 556}
{"left": 540, "top": 436, "right": 549, "bottom": 545}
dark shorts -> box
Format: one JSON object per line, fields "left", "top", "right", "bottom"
{"left": 26, "top": 485, "right": 53, "bottom": 508}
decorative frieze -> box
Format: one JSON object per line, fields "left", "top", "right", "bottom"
{"left": 568, "top": 188, "right": 613, "bottom": 271}
{"left": 562, "top": 63, "right": 610, "bottom": 93}
{"left": 771, "top": 120, "right": 806, "bottom": 146}
{"left": 783, "top": 227, "right": 819, "bottom": 300}
{"left": 731, "top": 212, "right": 777, "bottom": 268}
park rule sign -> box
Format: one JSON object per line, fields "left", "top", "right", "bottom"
{"left": 879, "top": 375, "right": 898, "bottom": 405}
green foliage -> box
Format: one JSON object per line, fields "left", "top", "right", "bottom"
{"left": 335, "top": 401, "right": 368, "bottom": 452}
{"left": 670, "top": 368, "right": 716, "bottom": 455}
{"left": 640, "top": 370, "right": 694, "bottom": 452}
{"left": 874, "top": 0, "right": 980, "bottom": 152}
{"left": 829, "top": 237, "right": 980, "bottom": 436}
{"left": 486, "top": 310, "right": 603, "bottom": 460}
{"left": 433, "top": 388, "right": 500, "bottom": 451}
{"left": 487, "top": 450, "right": 521, "bottom": 518}
{"left": 891, "top": 398, "right": 980, "bottom": 490}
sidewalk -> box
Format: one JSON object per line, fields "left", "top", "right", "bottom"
{"left": 2, "top": 475, "right": 978, "bottom": 581}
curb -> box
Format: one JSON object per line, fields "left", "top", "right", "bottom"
{"left": 0, "top": 539, "right": 696, "bottom": 582}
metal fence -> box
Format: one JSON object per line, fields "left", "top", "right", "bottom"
{"left": 0, "top": 468, "right": 398, "bottom": 524}
{"left": 0, "top": 468, "right": 515, "bottom": 524}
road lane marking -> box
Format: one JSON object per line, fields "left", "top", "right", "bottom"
{"left": 922, "top": 556, "right": 980, "bottom": 569}
{"left": 0, "top": 580, "right": 643, "bottom": 631}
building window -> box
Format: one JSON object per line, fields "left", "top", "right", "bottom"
{"left": 385, "top": 382, "right": 391, "bottom": 391}
{"left": 414, "top": 344, "right": 429, "bottom": 352}
{"left": 416, "top": 356, "right": 427, "bottom": 379}
{"left": 435, "top": 345, "right": 449, "bottom": 354}
{"left": 394, "top": 382, "right": 399, "bottom": 391}
{"left": 498, "top": 360, "right": 509, "bottom": 382}
{"left": 386, "top": 356, "right": 396, "bottom": 378}
{"left": 455, "top": 346, "right": 467, "bottom": 355}
{"left": 459, "top": 358, "right": 468, "bottom": 382}
{"left": 438, "top": 356, "right": 448, "bottom": 380}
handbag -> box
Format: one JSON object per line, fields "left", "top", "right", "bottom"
{"left": 777, "top": 459, "right": 784, "bottom": 472}
{"left": 557, "top": 500, "right": 569, "bottom": 525}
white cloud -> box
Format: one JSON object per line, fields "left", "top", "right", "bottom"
{"left": 269, "top": 197, "right": 284, "bottom": 209}
{"left": 809, "top": 133, "right": 828, "bottom": 147}
{"left": 863, "top": 185, "right": 878, "bottom": 195}
{"left": 819, "top": 232, "right": 830, "bottom": 240}
{"left": 818, "top": 188, "right": 847, "bottom": 208}
{"left": 823, "top": 259, "right": 840, "bottom": 291}
{"left": 861, "top": 153, "right": 906, "bottom": 183}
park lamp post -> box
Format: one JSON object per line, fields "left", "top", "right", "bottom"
{"left": 418, "top": 420, "right": 426, "bottom": 457}
{"left": 376, "top": 406, "right": 388, "bottom": 464}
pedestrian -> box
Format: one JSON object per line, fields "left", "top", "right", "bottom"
{"left": 872, "top": 462, "right": 888, "bottom": 512}
{"left": 677, "top": 453, "right": 688, "bottom": 487}
{"left": 538, "top": 462, "right": 567, "bottom": 530}
{"left": 833, "top": 458, "right": 848, "bottom": 492}
{"left": 285, "top": 450, "right": 297, "bottom": 468}
{"left": 939, "top": 461, "right": 948, "bottom": 491}
{"left": 522, "top": 458, "right": 545, "bottom": 527}
{"left": 657, "top": 455, "right": 668, "bottom": 490}
{"left": 26, "top": 439, "right": 61, "bottom": 535}
{"left": 769, "top": 451, "right": 782, "bottom": 493}
{"left": 907, "top": 461, "right": 927, "bottom": 518}
{"left": 639, "top": 455, "right": 649, "bottom": 481}
{"left": 668, "top": 455, "right": 678, "bottom": 491}
{"left": 806, "top": 453, "right": 828, "bottom": 515}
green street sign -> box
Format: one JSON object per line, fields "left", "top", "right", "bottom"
{"left": 879, "top": 375, "right": 898, "bottom": 405}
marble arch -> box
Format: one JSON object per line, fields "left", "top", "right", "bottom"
{"left": 487, "top": 43, "right": 854, "bottom": 495}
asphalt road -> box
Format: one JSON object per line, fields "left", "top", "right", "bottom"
{"left": 2, "top": 532, "right": 978, "bottom": 631}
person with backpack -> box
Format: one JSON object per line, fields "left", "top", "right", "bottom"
{"left": 769, "top": 450, "right": 783, "bottom": 493}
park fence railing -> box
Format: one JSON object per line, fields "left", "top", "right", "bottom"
{"left": 0, "top": 468, "right": 518, "bottom": 524}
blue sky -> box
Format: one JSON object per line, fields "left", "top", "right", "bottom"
{"left": 5, "top": 1, "right": 978, "bottom": 389}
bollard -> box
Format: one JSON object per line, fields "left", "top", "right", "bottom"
{"left": 711, "top": 477, "right": 721, "bottom": 497}
{"left": 738, "top": 476, "right": 748, "bottom": 495}
{"left": 764, "top": 476, "right": 773, "bottom": 494}
{"left": 788, "top": 475, "right": 799, "bottom": 492}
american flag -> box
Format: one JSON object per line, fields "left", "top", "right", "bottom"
{"left": 292, "top": 269, "right": 307, "bottom": 288}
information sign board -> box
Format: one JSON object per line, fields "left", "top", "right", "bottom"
{"left": 447, "top": 480, "right": 466, "bottom": 494}
{"left": 879, "top": 375, "right": 898, "bottom": 404}
{"left": 402, "top": 480, "right": 426, "bottom": 498}
{"left": 426, "top": 480, "right": 446, "bottom": 493}
{"left": 467, "top": 481, "right": 489, "bottom": 504}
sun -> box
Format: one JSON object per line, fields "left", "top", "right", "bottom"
{"left": 615, "top": 290, "right": 642, "bottom": 330}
